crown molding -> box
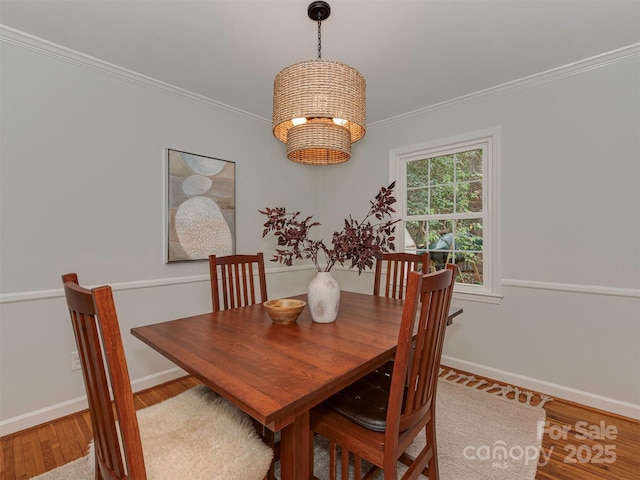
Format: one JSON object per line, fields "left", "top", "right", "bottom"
{"left": 0, "top": 25, "right": 270, "bottom": 124}
{"left": 369, "top": 43, "right": 640, "bottom": 128}
{"left": 1, "top": 25, "right": 638, "bottom": 133}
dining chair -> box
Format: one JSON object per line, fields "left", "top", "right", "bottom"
{"left": 310, "top": 264, "right": 457, "bottom": 480}
{"left": 61, "top": 273, "right": 272, "bottom": 480}
{"left": 208, "top": 252, "right": 278, "bottom": 480}
{"left": 209, "top": 252, "right": 268, "bottom": 312}
{"left": 373, "top": 252, "right": 429, "bottom": 300}
{"left": 373, "top": 252, "right": 430, "bottom": 375}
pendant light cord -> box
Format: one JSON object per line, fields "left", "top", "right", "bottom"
{"left": 317, "top": 18, "right": 322, "bottom": 59}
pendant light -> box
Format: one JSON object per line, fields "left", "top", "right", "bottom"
{"left": 272, "top": 1, "right": 366, "bottom": 165}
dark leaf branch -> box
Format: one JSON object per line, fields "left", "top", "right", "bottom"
{"left": 259, "top": 183, "right": 400, "bottom": 274}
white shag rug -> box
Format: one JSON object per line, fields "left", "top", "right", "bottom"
{"left": 33, "top": 385, "right": 272, "bottom": 480}
{"left": 33, "top": 371, "right": 549, "bottom": 480}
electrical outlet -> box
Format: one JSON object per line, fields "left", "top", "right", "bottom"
{"left": 70, "top": 351, "right": 81, "bottom": 371}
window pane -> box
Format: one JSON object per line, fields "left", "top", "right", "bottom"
{"left": 454, "top": 219, "right": 483, "bottom": 252}
{"left": 451, "top": 219, "right": 483, "bottom": 285}
{"left": 427, "top": 220, "right": 453, "bottom": 271}
{"left": 455, "top": 253, "right": 483, "bottom": 285}
{"left": 404, "top": 220, "right": 427, "bottom": 252}
{"left": 407, "top": 188, "right": 429, "bottom": 215}
{"left": 455, "top": 180, "right": 483, "bottom": 213}
{"left": 428, "top": 220, "right": 453, "bottom": 246}
{"left": 430, "top": 184, "right": 454, "bottom": 214}
{"left": 456, "top": 149, "right": 483, "bottom": 182}
{"left": 429, "top": 155, "right": 455, "bottom": 185}
{"left": 407, "top": 159, "right": 429, "bottom": 188}
{"left": 470, "top": 180, "right": 483, "bottom": 212}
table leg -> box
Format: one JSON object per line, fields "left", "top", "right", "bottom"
{"left": 279, "top": 411, "right": 311, "bottom": 480}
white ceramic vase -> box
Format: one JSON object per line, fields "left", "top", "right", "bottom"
{"left": 307, "top": 271, "right": 340, "bottom": 323}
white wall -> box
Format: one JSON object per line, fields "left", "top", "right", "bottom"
{"left": 1, "top": 32, "right": 639, "bottom": 436}
{"left": 0, "top": 37, "right": 318, "bottom": 434}
{"left": 322, "top": 50, "right": 640, "bottom": 418}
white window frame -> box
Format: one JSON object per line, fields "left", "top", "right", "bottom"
{"left": 389, "top": 128, "right": 501, "bottom": 302}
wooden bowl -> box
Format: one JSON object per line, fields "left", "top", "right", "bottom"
{"left": 263, "top": 299, "right": 306, "bottom": 325}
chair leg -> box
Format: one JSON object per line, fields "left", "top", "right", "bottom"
{"left": 426, "top": 420, "right": 439, "bottom": 480}
{"left": 329, "top": 440, "right": 338, "bottom": 480}
{"left": 94, "top": 455, "right": 100, "bottom": 480}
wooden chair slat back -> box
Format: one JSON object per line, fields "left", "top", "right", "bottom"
{"left": 209, "top": 253, "right": 268, "bottom": 312}
{"left": 373, "top": 252, "right": 429, "bottom": 300}
{"left": 387, "top": 264, "right": 456, "bottom": 435}
{"left": 62, "top": 273, "right": 146, "bottom": 480}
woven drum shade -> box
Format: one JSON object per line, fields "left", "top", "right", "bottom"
{"left": 287, "top": 121, "right": 351, "bottom": 165}
{"left": 273, "top": 59, "right": 366, "bottom": 165}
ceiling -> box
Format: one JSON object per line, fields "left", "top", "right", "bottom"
{"left": 1, "top": 0, "right": 639, "bottom": 124}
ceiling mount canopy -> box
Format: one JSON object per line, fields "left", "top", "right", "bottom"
{"left": 273, "top": 1, "right": 366, "bottom": 165}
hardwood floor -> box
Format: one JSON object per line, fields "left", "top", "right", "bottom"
{"left": 1, "top": 369, "right": 638, "bottom": 479}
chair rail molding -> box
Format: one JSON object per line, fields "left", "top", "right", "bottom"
{"left": 4, "top": 270, "right": 637, "bottom": 305}
{"left": 501, "top": 278, "right": 640, "bottom": 298}
{"left": 0, "top": 265, "right": 312, "bottom": 305}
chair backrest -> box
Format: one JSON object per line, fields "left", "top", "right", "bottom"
{"left": 209, "top": 253, "right": 268, "bottom": 312}
{"left": 373, "top": 252, "right": 429, "bottom": 299}
{"left": 386, "top": 264, "right": 456, "bottom": 439}
{"left": 61, "top": 273, "right": 146, "bottom": 480}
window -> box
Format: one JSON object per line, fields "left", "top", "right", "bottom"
{"left": 390, "top": 130, "right": 500, "bottom": 300}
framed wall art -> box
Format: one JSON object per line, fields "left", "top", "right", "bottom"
{"left": 166, "top": 149, "right": 235, "bottom": 262}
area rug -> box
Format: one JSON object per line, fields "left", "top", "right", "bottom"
{"left": 32, "top": 369, "right": 550, "bottom": 480}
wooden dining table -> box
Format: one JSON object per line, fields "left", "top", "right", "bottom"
{"left": 131, "top": 290, "right": 461, "bottom": 480}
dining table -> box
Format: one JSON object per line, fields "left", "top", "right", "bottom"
{"left": 131, "top": 290, "right": 462, "bottom": 480}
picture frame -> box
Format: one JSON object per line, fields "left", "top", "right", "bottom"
{"left": 166, "top": 149, "right": 235, "bottom": 263}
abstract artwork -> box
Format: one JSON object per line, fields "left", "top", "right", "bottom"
{"left": 167, "top": 149, "right": 235, "bottom": 262}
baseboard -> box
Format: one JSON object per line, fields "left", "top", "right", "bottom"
{"left": 441, "top": 355, "right": 640, "bottom": 420}
{"left": 4, "top": 356, "right": 638, "bottom": 437}
{"left": 0, "top": 367, "right": 186, "bottom": 437}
